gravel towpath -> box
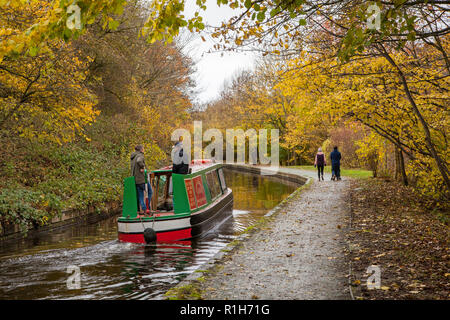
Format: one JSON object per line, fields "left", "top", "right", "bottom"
{"left": 198, "top": 167, "right": 351, "bottom": 300}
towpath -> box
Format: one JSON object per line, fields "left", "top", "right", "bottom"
{"left": 197, "top": 167, "right": 351, "bottom": 299}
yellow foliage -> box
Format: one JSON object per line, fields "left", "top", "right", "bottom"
{"left": 0, "top": 1, "right": 98, "bottom": 144}
{"left": 275, "top": 38, "right": 449, "bottom": 200}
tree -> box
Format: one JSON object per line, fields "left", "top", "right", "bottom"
{"left": 276, "top": 43, "right": 448, "bottom": 200}
{"left": 0, "top": 2, "right": 98, "bottom": 144}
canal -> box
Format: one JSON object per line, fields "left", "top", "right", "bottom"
{"left": 0, "top": 169, "right": 299, "bottom": 299}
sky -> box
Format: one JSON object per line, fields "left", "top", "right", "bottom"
{"left": 182, "top": 1, "right": 258, "bottom": 105}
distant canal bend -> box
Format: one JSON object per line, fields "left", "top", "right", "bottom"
{"left": 0, "top": 168, "right": 301, "bottom": 300}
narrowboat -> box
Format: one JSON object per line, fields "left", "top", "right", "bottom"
{"left": 118, "top": 160, "right": 233, "bottom": 243}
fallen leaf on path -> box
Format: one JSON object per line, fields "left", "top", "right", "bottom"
{"left": 286, "top": 253, "right": 295, "bottom": 257}
{"left": 352, "top": 280, "right": 361, "bottom": 286}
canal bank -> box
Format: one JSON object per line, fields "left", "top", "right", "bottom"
{"left": 165, "top": 166, "right": 352, "bottom": 300}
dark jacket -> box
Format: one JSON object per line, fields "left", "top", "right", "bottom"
{"left": 130, "top": 151, "right": 146, "bottom": 184}
{"left": 330, "top": 149, "right": 341, "bottom": 165}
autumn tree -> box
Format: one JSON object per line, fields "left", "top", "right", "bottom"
{"left": 277, "top": 43, "right": 448, "bottom": 201}
{"left": 0, "top": 1, "right": 98, "bottom": 144}
{"left": 0, "top": 0, "right": 197, "bottom": 233}
{"left": 73, "top": 0, "right": 195, "bottom": 157}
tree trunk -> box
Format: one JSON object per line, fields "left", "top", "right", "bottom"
{"left": 394, "top": 147, "right": 400, "bottom": 181}
{"left": 399, "top": 148, "right": 408, "bottom": 186}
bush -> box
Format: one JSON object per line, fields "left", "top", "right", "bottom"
{"left": 0, "top": 187, "right": 48, "bottom": 234}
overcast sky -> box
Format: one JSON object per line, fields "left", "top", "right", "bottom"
{"left": 182, "top": 1, "right": 258, "bottom": 105}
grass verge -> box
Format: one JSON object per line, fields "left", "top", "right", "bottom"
{"left": 292, "top": 165, "right": 372, "bottom": 179}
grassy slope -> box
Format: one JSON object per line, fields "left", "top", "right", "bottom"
{"left": 0, "top": 116, "right": 164, "bottom": 233}
{"left": 0, "top": 140, "right": 129, "bottom": 233}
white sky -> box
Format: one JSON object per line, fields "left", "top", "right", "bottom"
{"left": 182, "top": 1, "right": 258, "bottom": 105}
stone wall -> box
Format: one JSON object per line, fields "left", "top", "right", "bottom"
{"left": 223, "top": 164, "right": 307, "bottom": 186}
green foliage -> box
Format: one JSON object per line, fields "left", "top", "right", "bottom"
{"left": 0, "top": 187, "right": 47, "bottom": 234}
{"left": 34, "top": 144, "right": 127, "bottom": 210}
{"left": 0, "top": 113, "right": 167, "bottom": 234}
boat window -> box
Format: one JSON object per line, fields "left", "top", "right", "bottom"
{"left": 152, "top": 173, "right": 173, "bottom": 212}
{"left": 218, "top": 168, "right": 227, "bottom": 192}
{"left": 206, "top": 170, "right": 221, "bottom": 199}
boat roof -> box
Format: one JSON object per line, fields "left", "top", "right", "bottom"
{"left": 151, "top": 159, "right": 221, "bottom": 174}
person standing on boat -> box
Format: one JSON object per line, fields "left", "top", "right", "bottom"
{"left": 314, "top": 147, "right": 326, "bottom": 181}
{"left": 172, "top": 136, "right": 189, "bottom": 174}
{"left": 130, "top": 145, "right": 152, "bottom": 213}
{"left": 330, "top": 146, "right": 342, "bottom": 181}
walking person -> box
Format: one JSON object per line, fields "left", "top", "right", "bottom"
{"left": 130, "top": 145, "right": 153, "bottom": 214}
{"left": 314, "top": 147, "right": 326, "bottom": 181}
{"left": 330, "top": 146, "right": 342, "bottom": 181}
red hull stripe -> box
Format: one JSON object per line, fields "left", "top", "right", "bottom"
{"left": 157, "top": 227, "right": 192, "bottom": 242}
{"left": 119, "top": 233, "right": 145, "bottom": 243}
{"left": 118, "top": 228, "right": 192, "bottom": 243}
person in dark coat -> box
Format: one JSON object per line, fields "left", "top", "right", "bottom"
{"left": 330, "top": 146, "right": 342, "bottom": 181}
{"left": 130, "top": 145, "right": 152, "bottom": 213}
{"left": 314, "top": 147, "right": 326, "bottom": 181}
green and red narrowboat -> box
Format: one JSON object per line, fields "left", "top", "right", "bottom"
{"left": 118, "top": 160, "right": 233, "bottom": 243}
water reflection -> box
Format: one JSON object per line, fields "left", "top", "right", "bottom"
{"left": 0, "top": 169, "right": 299, "bottom": 300}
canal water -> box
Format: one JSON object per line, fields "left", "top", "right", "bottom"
{"left": 0, "top": 170, "right": 299, "bottom": 299}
